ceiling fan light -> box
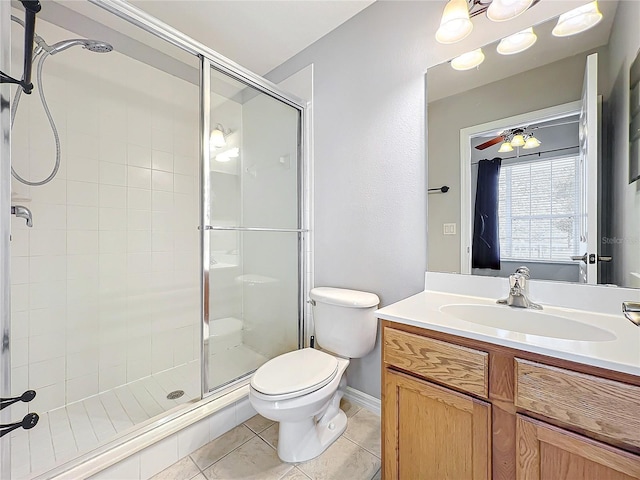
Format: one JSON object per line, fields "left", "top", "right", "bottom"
{"left": 552, "top": 1, "right": 603, "bottom": 37}
{"left": 523, "top": 136, "right": 541, "bottom": 149}
{"left": 511, "top": 133, "right": 525, "bottom": 147}
{"left": 497, "top": 27, "right": 537, "bottom": 55}
{"left": 451, "top": 48, "right": 485, "bottom": 71}
{"left": 498, "top": 142, "right": 514, "bottom": 153}
{"left": 487, "top": 0, "right": 534, "bottom": 22}
{"left": 436, "top": 0, "right": 473, "bottom": 44}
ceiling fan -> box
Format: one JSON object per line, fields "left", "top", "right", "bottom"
{"left": 474, "top": 118, "right": 578, "bottom": 150}
{"left": 475, "top": 127, "right": 525, "bottom": 150}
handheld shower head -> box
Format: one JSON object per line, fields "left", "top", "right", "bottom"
{"left": 84, "top": 41, "right": 113, "bottom": 53}
{"left": 49, "top": 39, "right": 113, "bottom": 55}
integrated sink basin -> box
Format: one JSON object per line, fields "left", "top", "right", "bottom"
{"left": 439, "top": 304, "right": 617, "bottom": 342}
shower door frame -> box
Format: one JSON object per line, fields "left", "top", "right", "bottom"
{"left": 201, "top": 59, "right": 307, "bottom": 395}
{"left": 92, "top": 0, "right": 309, "bottom": 398}
{"left": 0, "top": 0, "right": 308, "bottom": 477}
{"left": 0, "top": 2, "right": 13, "bottom": 479}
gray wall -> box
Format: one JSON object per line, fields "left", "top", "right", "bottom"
{"left": 427, "top": 49, "right": 606, "bottom": 274}
{"left": 266, "top": 2, "right": 432, "bottom": 398}
{"left": 264, "top": 1, "right": 572, "bottom": 399}
{"left": 605, "top": 0, "right": 640, "bottom": 288}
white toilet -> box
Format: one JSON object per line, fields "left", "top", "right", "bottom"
{"left": 249, "top": 287, "right": 379, "bottom": 463}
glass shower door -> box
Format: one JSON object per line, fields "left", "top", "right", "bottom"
{"left": 203, "top": 63, "right": 303, "bottom": 393}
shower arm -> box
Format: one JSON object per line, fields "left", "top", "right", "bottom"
{"left": 0, "top": 0, "right": 41, "bottom": 94}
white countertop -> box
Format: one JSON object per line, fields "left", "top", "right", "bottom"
{"left": 376, "top": 290, "right": 640, "bottom": 377}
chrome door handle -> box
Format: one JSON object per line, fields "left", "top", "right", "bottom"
{"left": 571, "top": 253, "right": 588, "bottom": 263}
{"left": 622, "top": 301, "right": 640, "bottom": 326}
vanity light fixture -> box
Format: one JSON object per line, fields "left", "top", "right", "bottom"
{"left": 451, "top": 48, "right": 485, "bottom": 71}
{"left": 487, "top": 0, "right": 534, "bottom": 22}
{"left": 210, "top": 123, "right": 231, "bottom": 149}
{"left": 552, "top": 1, "right": 603, "bottom": 37}
{"left": 497, "top": 27, "right": 537, "bottom": 55}
{"left": 435, "top": 0, "right": 538, "bottom": 44}
{"left": 522, "top": 134, "right": 541, "bottom": 149}
{"left": 498, "top": 141, "right": 514, "bottom": 153}
{"left": 435, "top": 0, "right": 473, "bottom": 44}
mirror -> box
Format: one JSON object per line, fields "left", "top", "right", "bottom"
{"left": 427, "top": 0, "right": 640, "bottom": 288}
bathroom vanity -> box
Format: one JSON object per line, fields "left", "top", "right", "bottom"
{"left": 377, "top": 287, "right": 640, "bottom": 480}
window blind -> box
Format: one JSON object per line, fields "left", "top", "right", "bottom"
{"left": 498, "top": 155, "right": 580, "bottom": 262}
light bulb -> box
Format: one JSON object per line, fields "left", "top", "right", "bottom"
{"left": 436, "top": 0, "right": 473, "bottom": 44}
{"left": 451, "top": 48, "right": 485, "bottom": 71}
{"left": 497, "top": 27, "right": 537, "bottom": 55}
{"left": 487, "top": 0, "right": 534, "bottom": 22}
{"left": 498, "top": 142, "right": 514, "bottom": 153}
{"left": 511, "top": 134, "right": 525, "bottom": 147}
{"left": 552, "top": 1, "right": 603, "bottom": 37}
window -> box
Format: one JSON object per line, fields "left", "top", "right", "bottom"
{"left": 498, "top": 155, "right": 580, "bottom": 262}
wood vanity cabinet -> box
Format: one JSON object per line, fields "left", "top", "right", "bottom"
{"left": 381, "top": 320, "right": 640, "bottom": 480}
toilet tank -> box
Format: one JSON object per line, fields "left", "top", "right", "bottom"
{"left": 309, "top": 287, "right": 380, "bottom": 359}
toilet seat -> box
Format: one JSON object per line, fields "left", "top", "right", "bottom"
{"left": 251, "top": 348, "right": 338, "bottom": 401}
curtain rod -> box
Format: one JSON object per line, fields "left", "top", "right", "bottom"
{"left": 471, "top": 145, "right": 580, "bottom": 165}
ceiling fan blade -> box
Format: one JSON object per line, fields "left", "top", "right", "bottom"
{"left": 475, "top": 136, "right": 504, "bottom": 150}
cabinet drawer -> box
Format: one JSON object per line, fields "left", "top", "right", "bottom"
{"left": 383, "top": 327, "right": 488, "bottom": 398}
{"left": 515, "top": 359, "right": 640, "bottom": 449}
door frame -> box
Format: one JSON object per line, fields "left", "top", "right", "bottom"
{"left": 459, "top": 100, "right": 582, "bottom": 274}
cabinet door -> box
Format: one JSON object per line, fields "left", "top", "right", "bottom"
{"left": 517, "top": 415, "right": 640, "bottom": 480}
{"left": 383, "top": 369, "right": 491, "bottom": 480}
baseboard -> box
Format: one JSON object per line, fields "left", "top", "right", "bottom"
{"left": 344, "top": 386, "right": 381, "bottom": 416}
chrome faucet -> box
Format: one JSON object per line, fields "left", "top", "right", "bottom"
{"left": 11, "top": 205, "right": 33, "bottom": 227}
{"left": 497, "top": 266, "right": 542, "bottom": 310}
{"left": 622, "top": 302, "right": 640, "bottom": 326}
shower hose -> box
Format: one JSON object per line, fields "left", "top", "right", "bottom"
{"left": 10, "top": 15, "right": 61, "bottom": 187}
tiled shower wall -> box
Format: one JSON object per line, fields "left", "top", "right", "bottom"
{"left": 9, "top": 16, "right": 201, "bottom": 414}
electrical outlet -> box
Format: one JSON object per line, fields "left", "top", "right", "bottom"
{"left": 443, "top": 223, "right": 456, "bottom": 235}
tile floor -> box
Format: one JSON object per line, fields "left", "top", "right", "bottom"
{"left": 151, "top": 399, "right": 381, "bottom": 480}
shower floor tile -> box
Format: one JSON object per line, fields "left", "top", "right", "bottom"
{"left": 154, "top": 400, "right": 381, "bottom": 480}
{"left": 11, "top": 360, "right": 199, "bottom": 479}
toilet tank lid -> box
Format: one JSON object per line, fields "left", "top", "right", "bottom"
{"left": 310, "top": 287, "right": 379, "bottom": 308}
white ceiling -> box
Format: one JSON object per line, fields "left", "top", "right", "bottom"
{"left": 128, "top": 0, "right": 374, "bottom": 75}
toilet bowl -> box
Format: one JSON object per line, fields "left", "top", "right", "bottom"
{"left": 250, "top": 348, "right": 349, "bottom": 462}
{"left": 249, "top": 287, "right": 379, "bottom": 463}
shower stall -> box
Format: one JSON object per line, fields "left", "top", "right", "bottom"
{"left": 0, "top": 1, "right": 307, "bottom": 478}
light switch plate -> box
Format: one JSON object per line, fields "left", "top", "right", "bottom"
{"left": 443, "top": 223, "right": 456, "bottom": 235}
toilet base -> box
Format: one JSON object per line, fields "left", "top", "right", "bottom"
{"left": 277, "top": 408, "right": 347, "bottom": 463}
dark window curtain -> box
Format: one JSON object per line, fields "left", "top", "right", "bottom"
{"left": 472, "top": 158, "right": 502, "bottom": 270}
